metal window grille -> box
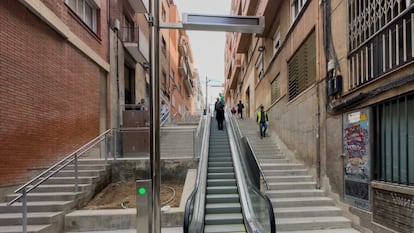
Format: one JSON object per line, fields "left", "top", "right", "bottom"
{"left": 271, "top": 75, "right": 280, "bottom": 103}
{"left": 348, "top": 0, "right": 413, "bottom": 89}
{"left": 373, "top": 92, "right": 414, "bottom": 185}
{"left": 288, "top": 31, "right": 316, "bottom": 101}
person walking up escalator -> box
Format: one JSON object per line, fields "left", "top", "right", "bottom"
{"left": 215, "top": 100, "right": 225, "bottom": 130}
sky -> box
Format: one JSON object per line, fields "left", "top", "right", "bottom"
{"left": 173, "top": 0, "right": 231, "bottom": 108}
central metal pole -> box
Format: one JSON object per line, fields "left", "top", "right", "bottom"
{"left": 205, "top": 76, "right": 208, "bottom": 113}
{"left": 149, "top": 0, "right": 161, "bottom": 232}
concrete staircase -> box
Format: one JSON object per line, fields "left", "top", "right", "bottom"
{"left": 160, "top": 127, "right": 197, "bottom": 158}
{"left": 236, "top": 118, "right": 360, "bottom": 233}
{"left": 204, "top": 119, "right": 246, "bottom": 233}
{"left": 0, "top": 160, "right": 110, "bottom": 233}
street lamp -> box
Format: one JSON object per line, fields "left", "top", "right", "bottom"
{"left": 205, "top": 76, "right": 211, "bottom": 115}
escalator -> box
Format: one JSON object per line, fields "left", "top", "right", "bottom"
{"left": 184, "top": 114, "right": 275, "bottom": 233}
{"left": 205, "top": 119, "right": 246, "bottom": 232}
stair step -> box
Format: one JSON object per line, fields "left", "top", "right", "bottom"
{"left": 277, "top": 228, "right": 361, "bottom": 233}
{"left": 268, "top": 181, "right": 316, "bottom": 190}
{"left": 205, "top": 213, "right": 243, "bottom": 225}
{"left": 207, "top": 179, "right": 236, "bottom": 186}
{"left": 271, "top": 197, "right": 334, "bottom": 208}
{"left": 0, "top": 201, "right": 75, "bottom": 213}
{"left": 262, "top": 164, "right": 305, "bottom": 170}
{"left": 208, "top": 157, "right": 232, "bottom": 162}
{"left": 208, "top": 173, "right": 235, "bottom": 179}
{"left": 208, "top": 167, "right": 234, "bottom": 173}
{"left": 205, "top": 203, "right": 241, "bottom": 214}
{"left": 6, "top": 192, "right": 82, "bottom": 202}
{"left": 50, "top": 170, "right": 105, "bottom": 177}
{"left": 260, "top": 159, "right": 289, "bottom": 163}
{"left": 265, "top": 189, "right": 325, "bottom": 198}
{"left": 204, "top": 224, "right": 246, "bottom": 233}
{"left": 275, "top": 206, "right": 342, "bottom": 218}
{"left": 40, "top": 176, "right": 98, "bottom": 185}
{"left": 0, "top": 224, "right": 53, "bottom": 233}
{"left": 276, "top": 216, "right": 352, "bottom": 231}
{"left": 263, "top": 169, "right": 309, "bottom": 176}
{"left": 266, "top": 175, "right": 314, "bottom": 182}
{"left": 63, "top": 164, "right": 109, "bottom": 171}
{"left": 207, "top": 186, "right": 238, "bottom": 194}
{"left": 0, "top": 212, "right": 63, "bottom": 225}
{"left": 208, "top": 162, "right": 233, "bottom": 167}
{"left": 206, "top": 194, "right": 239, "bottom": 203}
{"left": 26, "top": 184, "right": 90, "bottom": 193}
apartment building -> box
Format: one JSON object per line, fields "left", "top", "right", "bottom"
{"left": 108, "top": 0, "right": 149, "bottom": 129}
{"left": 162, "top": 0, "right": 197, "bottom": 121}
{"left": 224, "top": 0, "right": 414, "bottom": 232}
{"left": 0, "top": 0, "right": 110, "bottom": 187}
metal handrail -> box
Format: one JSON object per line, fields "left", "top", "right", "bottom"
{"left": 8, "top": 129, "right": 111, "bottom": 206}
{"left": 231, "top": 114, "right": 270, "bottom": 190}
{"left": 160, "top": 111, "right": 170, "bottom": 126}
{"left": 227, "top": 111, "right": 276, "bottom": 232}
{"left": 183, "top": 114, "right": 210, "bottom": 233}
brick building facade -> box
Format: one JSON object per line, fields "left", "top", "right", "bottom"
{"left": 0, "top": 0, "right": 109, "bottom": 186}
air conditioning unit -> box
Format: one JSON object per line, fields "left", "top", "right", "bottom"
{"left": 113, "top": 19, "right": 120, "bottom": 31}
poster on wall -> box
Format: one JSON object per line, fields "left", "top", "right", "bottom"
{"left": 343, "top": 108, "right": 371, "bottom": 210}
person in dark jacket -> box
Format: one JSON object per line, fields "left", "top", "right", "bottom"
{"left": 215, "top": 101, "right": 225, "bottom": 130}
{"left": 256, "top": 105, "right": 268, "bottom": 138}
{"left": 237, "top": 100, "right": 244, "bottom": 119}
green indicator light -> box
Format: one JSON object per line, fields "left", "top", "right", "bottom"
{"left": 138, "top": 187, "right": 147, "bottom": 195}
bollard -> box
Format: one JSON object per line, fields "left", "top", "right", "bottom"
{"left": 136, "top": 179, "right": 152, "bottom": 233}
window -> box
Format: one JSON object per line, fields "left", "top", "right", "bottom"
{"left": 373, "top": 93, "right": 414, "bottom": 185}
{"left": 291, "top": 0, "right": 308, "bottom": 22}
{"left": 271, "top": 75, "right": 280, "bottom": 103}
{"left": 161, "top": 6, "right": 166, "bottom": 22}
{"left": 123, "top": 16, "right": 134, "bottom": 42}
{"left": 273, "top": 27, "right": 281, "bottom": 55}
{"left": 255, "top": 52, "right": 264, "bottom": 83}
{"left": 288, "top": 31, "right": 316, "bottom": 101}
{"left": 161, "top": 36, "right": 167, "bottom": 55}
{"left": 124, "top": 65, "right": 135, "bottom": 105}
{"left": 66, "top": 0, "right": 99, "bottom": 33}
{"left": 347, "top": 0, "right": 411, "bottom": 89}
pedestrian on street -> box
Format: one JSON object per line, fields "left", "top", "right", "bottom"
{"left": 215, "top": 100, "right": 225, "bottom": 130}
{"left": 237, "top": 100, "right": 244, "bottom": 119}
{"left": 256, "top": 105, "right": 268, "bottom": 139}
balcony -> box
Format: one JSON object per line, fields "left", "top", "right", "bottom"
{"left": 236, "top": 32, "right": 252, "bottom": 53}
{"left": 128, "top": 0, "right": 149, "bottom": 13}
{"left": 262, "top": 0, "right": 282, "bottom": 35}
{"left": 123, "top": 27, "right": 149, "bottom": 63}
{"left": 178, "top": 57, "right": 188, "bottom": 76}
{"left": 184, "top": 75, "right": 193, "bottom": 94}
{"left": 230, "top": 56, "right": 241, "bottom": 89}
{"left": 178, "top": 38, "right": 188, "bottom": 56}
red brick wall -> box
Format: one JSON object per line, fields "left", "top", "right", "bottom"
{"left": 0, "top": 1, "right": 107, "bottom": 186}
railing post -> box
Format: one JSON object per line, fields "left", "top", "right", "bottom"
{"left": 193, "top": 129, "right": 196, "bottom": 158}
{"left": 74, "top": 154, "right": 78, "bottom": 193}
{"left": 22, "top": 187, "right": 27, "bottom": 233}
{"left": 104, "top": 133, "right": 108, "bottom": 163}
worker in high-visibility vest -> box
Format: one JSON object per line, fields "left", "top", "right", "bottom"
{"left": 256, "top": 105, "right": 269, "bottom": 139}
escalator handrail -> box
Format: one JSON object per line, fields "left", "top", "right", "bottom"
{"left": 183, "top": 114, "right": 211, "bottom": 233}
{"left": 227, "top": 112, "right": 276, "bottom": 233}
{"left": 232, "top": 116, "right": 270, "bottom": 190}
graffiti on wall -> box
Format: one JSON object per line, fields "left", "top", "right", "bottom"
{"left": 343, "top": 109, "right": 371, "bottom": 210}
{"left": 373, "top": 188, "right": 414, "bottom": 232}
{"left": 344, "top": 121, "right": 370, "bottom": 180}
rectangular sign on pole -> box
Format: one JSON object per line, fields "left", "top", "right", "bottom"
{"left": 182, "top": 13, "right": 264, "bottom": 33}
{"left": 136, "top": 179, "right": 152, "bottom": 233}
